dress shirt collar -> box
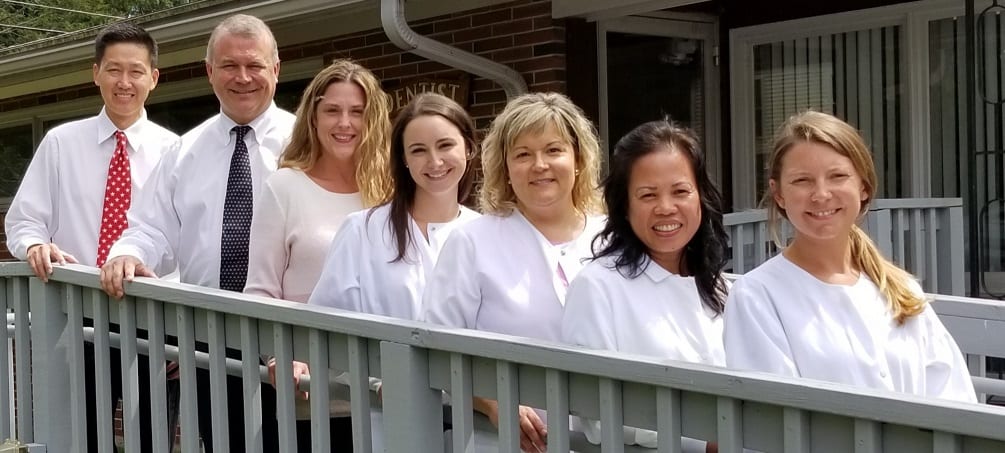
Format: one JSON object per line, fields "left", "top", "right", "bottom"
{"left": 216, "top": 101, "right": 280, "bottom": 148}
{"left": 642, "top": 255, "right": 687, "bottom": 283}
{"left": 95, "top": 107, "right": 149, "bottom": 151}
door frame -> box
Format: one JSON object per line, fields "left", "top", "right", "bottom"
{"left": 597, "top": 13, "right": 722, "bottom": 183}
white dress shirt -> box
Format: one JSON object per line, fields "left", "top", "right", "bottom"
{"left": 562, "top": 254, "right": 724, "bottom": 451}
{"left": 724, "top": 254, "right": 977, "bottom": 403}
{"left": 5, "top": 108, "right": 177, "bottom": 266}
{"left": 422, "top": 210, "right": 606, "bottom": 341}
{"left": 108, "top": 104, "right": 295, "bottom": 287}
{"left": 309, "top": 203, "right": 480, "bottom": 319}
{"left": 244, "top": 167, "right": 364, "bottom": 303}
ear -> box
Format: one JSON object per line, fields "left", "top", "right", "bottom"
{"left": 272, "top": 60, "right": 281, "bottom": 82}
{"left": 859, "top": 181, "right": 869, "bottom": 203}
{"left": 150, "top": 68, "right": 160, "bottom": 91}
{"left": 770, "top": 179, "right": 785, "bottom": 210}
{"left": 205, "top": 61, "right": 213, "bottom": 79}
{"left": 92, "top": 63, "right": 100, "bottom": 86}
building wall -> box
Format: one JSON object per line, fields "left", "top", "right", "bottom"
{"left": 0, "top": 0, "right": 568, "bottom": 261}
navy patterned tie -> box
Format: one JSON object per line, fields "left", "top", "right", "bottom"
{"left": 219, "top": 125, "right": 254, "bottom": 291}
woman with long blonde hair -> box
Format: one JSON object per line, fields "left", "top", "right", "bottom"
{"left": 244, "top": 58, "right": 393, "bottom": 451}
{"left": 723, "top": 111, "right": 975, "bottom": 403}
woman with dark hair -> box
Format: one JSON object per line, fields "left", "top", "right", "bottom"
{"left": 308, "top": 92, "right": 479, "bottom": 450}
{"left": 310, "top": 91, "right": 479, "bottom": 320}
{"left": 561, "top": 120, "right": 728, "bottom": 452}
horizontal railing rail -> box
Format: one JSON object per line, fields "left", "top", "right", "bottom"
{"left": 2, "top": 262, "right": 1004, "bottom": 453}
{"left": 724, "top": 197, "right": 965, "bottom": 295}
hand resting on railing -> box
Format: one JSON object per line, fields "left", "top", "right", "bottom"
{"left": 473, "top": 397, "right": 547, "bottom": 453}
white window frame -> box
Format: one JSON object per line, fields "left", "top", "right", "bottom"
{"left": 728, "top": 0, "right": 973, "bottom": 208}
{"left": 598, "top": 13, "right": 722, "bottom": 182}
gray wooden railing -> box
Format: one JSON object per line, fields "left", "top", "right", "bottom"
{"left": 2, "top": 262, "right": 1004, "bottom": 453}
{"left": 724, "top": 198, "right": 965, "bottom": 295}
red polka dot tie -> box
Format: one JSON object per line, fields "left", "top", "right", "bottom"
{"left": 96, "top": 130, "right": 130, "bottom": 266}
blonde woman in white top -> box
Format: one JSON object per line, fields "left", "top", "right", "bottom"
{"left": 724, "top": 111, "right": 976, "bottom": 403}
{"left": 562, "top": 120, "right": 728, "bottom": 453}
{"left": 423, "top": 92, "right": 606, "bottom": 452}
{"left": 244, "top": 59, "right": 393, "bottom": 451}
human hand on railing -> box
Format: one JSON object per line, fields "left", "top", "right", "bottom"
{"left": 475, "top": 397, "right": 547, "bottom": 453}
{"left": 706, "top": 441, "right": 718, "bottom": 453}
{"left": 267, "top": 358, "right": 310, "bottom": 400}
{"left": 26, "top": 242, "right": 77, "bottom": 282}
{"left": 100, "top": 255, "right": 157, "bottom": 299}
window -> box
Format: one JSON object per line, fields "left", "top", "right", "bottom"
{"left": 0, "top": 125, "right": 35, "bottom": 199}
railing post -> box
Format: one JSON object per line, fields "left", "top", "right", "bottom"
{"left": 865, "top": 208, "right": 893, "bottom": 258}
{"left": 28, "top": 279, "right": 71, "bottom": 452}
{"left": 945, "top": 205, "right": 966, "bottom": 296}
{"left": 380, "top": 341, "right": 443, "bottom": 453}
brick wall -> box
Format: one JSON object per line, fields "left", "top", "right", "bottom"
{"left": 289, "top": 0, "right": 565, "bottom": 129}
{"left": 0, "top": 0, "right": 566, "bottom": 129}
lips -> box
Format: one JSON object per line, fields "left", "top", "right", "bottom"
{"left": 808, "top": 209, "right": 839, "bottom": 217}
{"left": 424, "top": 168, "right": 452, "bottom": 180}
{"left": 332, "top": 133, "right": 356, "bottom": 143}
{"left": 530, "top": 178, "right": 556, "bottom": 185}
{"left": 653, "top": 223, "right": 682, "bottom": 233}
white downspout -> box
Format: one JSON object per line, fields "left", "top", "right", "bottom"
{"left": 379, "top": 0, "right": 528, "bottom": 99}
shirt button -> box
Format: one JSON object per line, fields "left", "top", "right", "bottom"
{"left": 880, "top": 371, "right": 888, "bottom": 378}
{"left": 560, "top": 250, "right": 566, "bottom": 256}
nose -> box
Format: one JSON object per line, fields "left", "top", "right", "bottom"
{"left": 336, "top": 111, "right": 351, "bottom": 127}
{"left": 235, "top": 66, "right": 252, "bottom": 83}
{"left": 429, "top": 150, "right": 445, "bottom": 167}
{"left": 654, "top": 194, "right": 677, "bottom": 215}
{"left": 810, "top": 181, "right": 832, "bottom": 202}
{"left": 532, "top": 153, "right": 547, "bottom": 170}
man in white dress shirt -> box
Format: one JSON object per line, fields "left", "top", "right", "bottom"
{"left": 5, "top": 22, "right": 176, "bottom": 452}
{"left": 100, "top": 14, "right": 294, "bottom": 452}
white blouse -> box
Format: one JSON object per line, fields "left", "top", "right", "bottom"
{"left": 562, "top": 254, "right": 724, "bottom": 451}
{"left": 422, "top": 210, "right": 607, "bottom": 341}
{"left": 723, "top": 254, "right": 977, "bottom": 403}
{"left": 308, "top": 203, "right": 480, "bottom": 320}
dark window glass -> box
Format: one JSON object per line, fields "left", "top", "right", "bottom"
{"left": 0, "top": 125, "right": 35, "bottom": 198}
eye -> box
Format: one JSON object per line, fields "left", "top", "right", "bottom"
{"left": 639, "top": 192, "right": 656, "bottom": 200}
{"left": 438, "top": 141, "right": 456, "bottom": 150}
{"left": 351, "top": 109, "right": 364, "bottom": 117}
{"left": 514, "top": 151, "right": 530, "bottom": 159}
{"left": 547, "top": 147, "right": 563, "bottom": 154}
{"left": 410, "top": 147, "right": 426, "bottom": 154}
{"left": 831, "top": 173, "right": 851, "bottom": 180}
{"left": 674, "top": 189, "right": 692, "bottom": 196}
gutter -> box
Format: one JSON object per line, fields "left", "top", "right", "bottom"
{"left": 379, "top": 0, "right": 527, "bottom": 99}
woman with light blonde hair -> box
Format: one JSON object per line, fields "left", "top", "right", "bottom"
{"left": 423, "top": 92, "right": 605, "bottom": 452}
{"left": 723, "top": 110, "right": 976, "bottom": 403}
{"left": 244, "top": 58, "right": 393, "bottom": 451}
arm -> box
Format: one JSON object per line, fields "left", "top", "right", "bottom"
{"left": 922, "top": 307, "right": 978, "bottom": 403}
{"left": 5, "top": 134, "right": 79, "bottom": 279}
{"left": 421, "top": 228, "right": 480, "bottom": 328}
{"left": 306, "top": 215, "right": 363, "bottom": 311}
{"left": 102, "top": 140, "right": 181, "bottom": 298}
{"left": 108, "top": 140, "right": 182, "bottom": 274}
{"left": 243, "top": 178, "right": 289, "bottom": 299}
{"left": 723, "top": 278, "right": 799, "bottom": 376}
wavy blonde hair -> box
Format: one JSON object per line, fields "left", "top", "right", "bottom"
{"left": 765, "top": 110, "right": 925, "bottom": 324}
{"left": 479, "top": 92, "right": 603, "bottom": 215}
{"left": 279, "top": 59, "right": 392, "bottom": 206}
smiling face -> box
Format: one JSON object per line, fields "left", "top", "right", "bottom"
{"left": 627, "top": 147, "right": 702, "bottom": 273}
{"left": 771, "top": 141, "right": 869, "bottom": 244}
{"left": 206, "top": 33, "right": 279, "bottom": 124}
{"left": 314, "top": 81, "right": 366, "bottom": 162}
{"left": 506, "top": 121, "right": 577, "bottom": 216}
{"left": 93, "top": 42, "right": 158, "bottom": 129}
{"left": 402, "top": 114, "right": 468, "bottom": 199}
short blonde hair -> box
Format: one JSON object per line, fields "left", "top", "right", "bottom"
{"left": 205, "top": 14, "right": 278, "bottom": 64}
{"left": 279, "top": 59, "right": 392, "bottom": 206}
{"left": 479, "top": 92, "right": 603, "bottom": 215}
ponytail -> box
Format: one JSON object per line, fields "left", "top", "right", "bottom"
{"left": 848, "top": 225, "right": 926, "bottom": 325}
